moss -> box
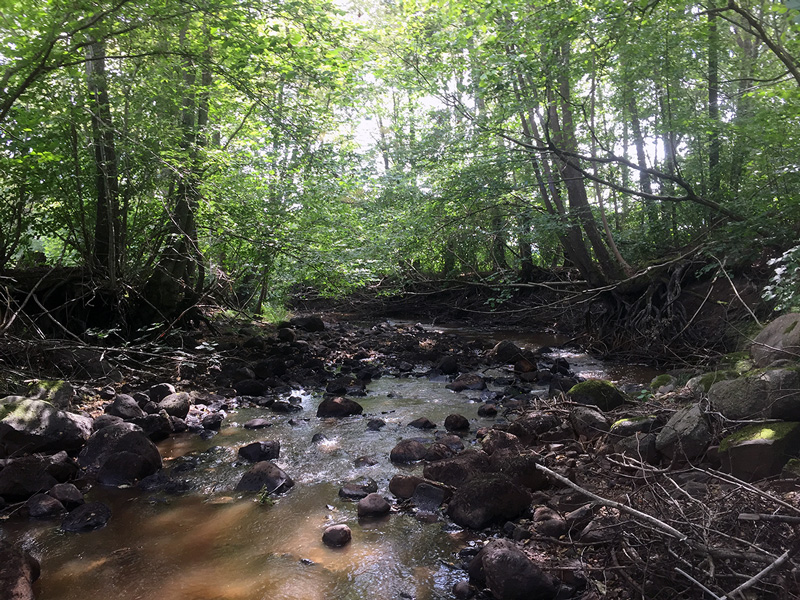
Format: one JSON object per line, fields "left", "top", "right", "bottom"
{"left": 693, "top": 371, "right": 734, "bottom": 392}
{"left": 649, "top": 374, "right": 674, "bottom": 391}
{"left": 719, "top": 422, "right": 800, "bottom": 453}
{"left": 568, "top": 379, "right": 627, "bottom": 411}
{"left": 784, "top": 320, "right": 798, "bottom": 335}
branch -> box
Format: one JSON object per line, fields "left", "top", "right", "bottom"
{"left": 723, "top": 541, "right": 800, "bottom": 599}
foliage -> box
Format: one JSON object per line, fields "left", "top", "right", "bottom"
{"left": 763, "top": 244, "right": 800, "bottom": 312}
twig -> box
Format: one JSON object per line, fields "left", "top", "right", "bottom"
{"left": 738, "top": 513, "right": 800, "bottom": 524}
{"left": 709, "top": 254, "right": 761, "bottom": 326}
{"left": 723, "top": 540, "right": 800, "bottom": 599}
{"left": 697, "top": 468, "right": 800, "bottom": 516}
{"left": 675, "top": 567, "right": 724, "bottom": 599}
{"left": 534, "top": 462, "right": 688, "bottom": 541}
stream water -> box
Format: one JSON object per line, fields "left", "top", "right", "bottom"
{"left": 3, "top": 328, "right": 660, "bottom": 600}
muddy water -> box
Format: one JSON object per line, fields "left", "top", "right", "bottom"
{"left": 4, "top": 330, "right": 658, "bottom": 600}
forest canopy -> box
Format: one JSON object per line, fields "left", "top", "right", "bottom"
{"left": 1, "top": 0, "right": 799, "bottom": 339}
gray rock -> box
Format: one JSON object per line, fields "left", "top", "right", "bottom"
{"left": 27, "top": 380, "right": 75, "bottom": 409}
{"left": 105, "top": 394, "right": 145, "bottom": 420}
{"left": 0, "top": 541, "right": 40, "bottom": 600}
{"left": 569, "top": 406, "right": 610, "bottom": 440}
{"left": 447, "top": 474, "right": 530, "bottom": 529}
{"left": 751, "top": 313, "right": 800, "bottom": 367}
{"left": 238, "top": 441, "right": 280, "bottom": 462}
{"left": 709, "top": 369, "right": 800, "bottom": 420}
{"left": 47, "top": 483, "right": 84, "bottom": 509}
{"left": 615, "top": 432, "right": 659, "bottom": 464}
{"left": 93, "top": 414, "right": 124, "bottom": 431}
{"left": 567, "top": 379, "right": 627, "bottom": 411}
{"left": 655, "top": 404, "right": 710, "bottom": 460}
{"left": 719, "top": 422, "right": 800, "bottom": 482}
{"left": 235, "top": 461, "right": 294, "bottom": 494}
{"left": 0, "top": 398, "right": 92, "bottom": 457}
{"left": 357, "top": 492, "right": 390, "bottom": 517}
{"left": 148, "top": 383, "right": 176, "bottom": 403}
{"left": 78, "top": 422, "right": 162, "bottom": 482}
{"left": 158, "top": 392, "right": 191, "bottom": 419}
{"left": 26, "top": 493, "right": 66, "bottom": 519}
{"left": 322, "top": 524, "right": 352, "bottom": 547}
{"left": 469, "top": 538, "right": 558, "bottom": 600}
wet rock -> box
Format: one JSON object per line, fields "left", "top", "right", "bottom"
{"left": 244, "top": 418, "right": 272, "bottom": 429}
{"left": 0, "top": 456, "right": 59, "bottom": 502}
{"left": 548, "top": 374, "right": 579, "bottom": 397}
{"left": 339, "top": 477, "right": 378, "bottom": 500}
{"left": 444, "top": 414, "right": 469, "bottom": 432}
{"left": 477, "top": 403, "right": 498, "bottom": 418}
{"left": 654, "top": 403, "right": 710, "bottom": 460}
{"left": 235, "top": 461, "right": 294, "bottom": 494}
{"left": 148, "top": 383, "right": 176, "bottom": 403}
{"left": 316, "top": 396, "right": 364, "bottom": 418}
{"left": 78, "top": 422, "right": 162, "bottom": 483}
{"left": 408, "top": 417, "right": 436, "bottom": 429}
{"left": 423, "top": 450, "right": 491, "bottom": 487}
{"left": 389, "top": 474, "right": 427, "bottom": 499}
{"left": 367, "top": 418, "right": 386, "bottom": 431}
{"left": 322, "top": 524, "right": 352, "bottom": 547}
{"left": 488, "top": 341, "right": 527, "bottom": 365}
{"left": 105, "top": 394, "right": 145, "bottom": 420}
{"left": 48, "top": 483, "right": 84, "bottom": 509}
{"left": 61, "top": 501, "right": 112, "bottom": 532}
{"left": 26, "top": 492, "right": 66, "bottom": 519}
{"left": 719, "top": 422, "right": 800, "bottom": 481}
{"left": 130, "top": 413, "right": 174, "bottom": 442}
{"left": 751, "top": 313, "right": 800, "bottom": 367}
{"left": 326, "top": 376, "right": 366, "bottom": 396}
{"left": 567, "top": 379, "right": 627, "bottom": 411}
{"left": 202, "top": 412, "right": 224, "bottom": 430}
{"left": 438, "top": 356, "right": 460, "bottom": 375}
{"left": 424, "top": 442, "right": 455, "bottom": 461}
{"left": 390, "top": 439, "right": 429, "bottom": 464}
{"left": 569, "top": 406, "right": 610, "bottom": 440}
{"left": 0, "top": 398, "right": 93, "bottom": 457}
{"left": 453, "top": 580, "right": 473, "bottom": 599}
{"left": 354, "top": 455, "right": 378, "bottom": 468}
{"left": 271, "top": 400, "right": 303, "bottom": 413}
{"left": 138, "top": 472, "right": 191, "bottom": 495}
{"left": 411, "top": 482, "right": 448, "bottom": 511}
{"left": 357, "top": 492, "right": 390, "bottom": 517}
{"left": 469, "top": 539, "right": 559, "bottom": 600}
{"left": 158, "top": 392, "right": 191, "bottom": 419}
{"left": 0, "top": 541, "right": 40, "bottom": 600}
{"left": 238, "top": 441, "right": 280, "bottom": 462}
{"left": 447, "top": 374, "right": 486, "bottom": 392}
{"left": 481, "top": 430, "right": 524, "bottom": 455}
{"left": 436, "top": 433, "right": 465, "bottom": 453}
{"left": 447, "top": 474, "right": 530, "bottom": 529}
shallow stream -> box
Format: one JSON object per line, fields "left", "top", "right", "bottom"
{"left": 3, "top": 328, "right": 659, "bottom": 600}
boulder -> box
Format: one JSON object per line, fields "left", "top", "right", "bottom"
{"left": 488, "top": 341, "right": 527, "bottom": 365}
{"left": 61, "top": 501, "right": 112, "bottom": 532}
{"left": 480, "top": 430, "right": 524, "bottom": 455}
{"left": 567, "top": 379, "right": 627, "bottom": 411}
{"left": 390, "top": 439, "right": 429, "bottom": 464}
{"left": 27, "top": 380, "right": 75, "bottom": 409}
{"left": 507, "top": 411, "right": 561, "bottom": 445}
{"left": 408, "top": 417, "right": 436, "bottom": 429}
{"left": 0, "top": 456, "right": 59, "bottom": 502}
{"left": 569, "top": 405, "right": 610, "bottom": 439}
{"left": 654, "top": 404, "right": 710, "bottom": 461}
{"left": 709, "top": 369, "right": 800, "bottom": 421}
{"left": 444, "top": 414, "right": 470, "bottom": 432}
{"left": 477, "top": 404, "right": 498, "bottom": 418}
{"left": 488, "top": 450, "right": 548, "bottom": 491}
{"left": 0, "top": 541, "right": 40, "bottom": 600}
{"left": 411, "top": 482, "right": 449, "bottom": 512}
{"left": 234, "top": 379, "right": 268, "bottom": 396}
{"left": 290, "top": 315, "right": 326, "bottom": 332}
{"left": 614, "top": 432, "right": 659, "bottom": 464}
{"left": 105, "top": 394, "right": 145, "bottom": 420}
{"left": 235, "top": 461, "right": 294, "bottom": 494}
{"left": 469, "top": 539, "right": 559, "bottom": 600}
{"left": 751, "top": 313, "right": 800, "bottom": 367}
{"left": 447, "top": 474, "right": 530, "bottom": 529}
{"left": 532, "top": 506, "right": 568, "bottom": 538}
{"left": 47, "top": 482, "right": 84, "bottom": 510}
{"left": 322, "top": 524, "right": 352, "bottom": 547}
{"left": 423, "top": 450, "right": 491, "bottom": 487}
{"left": 0, "top": 398, "right": 92, "bottom": 457}
{"left": 424, "top": 442, "right": 455, "bottom": 461}
{"left": 158, "top": 392, "right": 191, "bottom": 419}
{"left": 238, "top": 441, "right": 280, "bottom": 463}
{"left": 316, "top": 396, "right": 363, "bottom": 418}
{"left": 339, "top": 476, "right": 378, "bottom": 500}
{"left": 719, "top": 422, "right": 800, "bottom": 481}
{"left": 357, "top": 492, "right": 391, "bottom": 517}
{"left": 548, "top": 375, "right": 579, "bottom": 397}
{"left": 201, "top": 412, "right": 224, "bottom": 430}
{"left": 437, "top": 356, "right": 460, "bottom": 375}
{"left": 130, "top": 413, "right": 174, "bottom": 442}
{"left": 325, "top": 376, "right": 366, "bottom": 396}
{"left": 26, "top": 493, "right": 66, "bottom": 519}
{"left": 389, "top": 474, "right": 428, "bottom": 499}
{"left": 446, "top": 374, "right": 486, "bottom": 392}
{"left": 78, "top": 422, "right": 162, "bottom": 483}
{"left": 93, "top": 414, "right": 124, "bottom": 431}
{"left": 148, "top": 383, "right": 176, "bottom": 403}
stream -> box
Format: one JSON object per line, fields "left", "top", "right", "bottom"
{"left": 3, "top": 327, "right": 659, "bottom": 600}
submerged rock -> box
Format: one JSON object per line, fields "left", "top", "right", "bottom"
{"left": 316, "top": 396, "right": 363, "bottom": 418}
{"left": 235, "top": 461, "right": 294, "bottom": 494}
{"left": 61, "top": 501, "right": 112, "bottom": 532}
{"left": 322, "top": 524, "right": 352, "bottom": 547}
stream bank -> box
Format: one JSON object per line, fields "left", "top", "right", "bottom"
{"left": 1, "top": 312, "right": 799, "bottom": 599}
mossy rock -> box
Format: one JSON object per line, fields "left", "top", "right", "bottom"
{"left": 719, "top": 422, "right": 800, "bottom": 482}
{"left": 567, "top": 379, "right": 627, "bottom": 412}
{"left": 610, "top": 415, "right": 660, "bottom": 437}
{"left": 649, "top": 374, "right": 677, "bottom": 393}
{"left": 685, "top": 371, "right": 735, "bottom": 394}
{"left": 751, "top": 313, "right": 800, "bottom": 368}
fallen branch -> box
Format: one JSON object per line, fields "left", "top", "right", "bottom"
{"left": 738, "top": 513, "right": 800, "bottom": 524}
{"left": 723, "top": 540, "right": 800, "bottom": 599}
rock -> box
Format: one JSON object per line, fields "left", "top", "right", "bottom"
{"left": 719, "top": 422, "right": 800, "bottom": 481}
{"left": 489, "top": 450, "right": 548, "bottom": 491}
{"left": 423, "top": 450, "right": 491, "bottom": 487}
{"left": 389, "top": 474, "right": 427, "bottom": 499}
{"left": 244, "top": 418, "right": 272, "bottom": 429}
{"left": 444, "top": 414, "right": 470, "bottom": 432}
{"left": 235, "top": 461, "right": 294, "bottom": 494}
{"left": 655, "top": 403, "right": 710, "bottom": 461}
{"left": 447, "top": 474, "right": 530, "bottom": 529}
{"left": 325, "top": 376, "right": 366, "bottom": 396}
{"left": 367, "top": 418, "right": 386, "bottom": 431}
{"left": 488, "top": 341, "right": 527, "bottom": 364}
{"left": 234, "top": 379, "right": 268, "bottom": 396}
{"left": 685, "top": 371, "right": 734, "bottom": 395}
{"left": 477, "top": 404, "right": 498, "bottom": 418}
{"left": 650, "top": 374, "right": 678, "bottom": 394}
{"left": 0, "top": 541, "right": 40, "bottom": 600}
{"left": 322, "top": 524, "right": 352, "bottom": 547}
{"left": 390, "top": 439, "right": 429, "bottom": 463}
{"left": 290, "top": 315, "right": 326, "bottom": 332}
{"left": 271, "top": 400, "right": 303, "bottom": 413}
{"left": 609, "top": 415, "right": 662, "bottom": 437}
{"left": 158, "top": 392, "right": 191, "bottom": 419}
{"left": 438, "top": 356, "right": 460, "bottom": 375}
{"left": 532, "top": 506, "right": 568, "bottom": 538}
{"left": 26, "top": 493, "right": 66, "bottom": 519}
{"left": 548, "top": 375, "right": 579, "bottom": 397}
{"left": 27, "top": 380, "right": 75, "bottom": 409}
{"left": 316, "top": 396, "right": 363, "bottom": 418}
{"left": 93, "top": 413, "right": 124, "bottom": 431}
{"left": 202, "top": 412, "right": 224, "bottom": 430}
{"left": 424, "top": 442, "right": 454, "bottom": 461}
{"left": 78, "top": 422, "right": 162, "bottom": 483}
{"left": 130, "top": 413, "right": 174, "bottom": 442}
{"left": 47, "top": 483, "right": 84, "bottom": 509}
{"left": 481, "top": 430, "right": 524, "bottom": 455}
{"left": 105, "top": 394, "right": 145, "bottom": 420}
{"left": 357, "top": 492, "right": 390, "bottom": 517}
{"left": 751, "top": 313, "right": 800, "bottom": 367}
{"left": 615, "top": 432, "right": 659, "bottom": 464}
{"left": 148, "top": 383, "right": 176, "bottom": 403}
{"left": 763, "top": 369, "right": 800, "bottom": 420}
{"left": 446, "top": 374, "right": 486, "bottom": 392}
{"left": 339, "top": 477, "right": 378, "bottom": 500}
{"left": 0, "top": 456, "right": 59, "bottom": 502}
{"left": 0, "top": 398, "right": 92, "bottom": 457}
{"left": 238, "top": 441, "right": 280, "bottom": 462}
{"left": 277, "top": 327, "right": 297, "bottom": 342}
{"left": 408, "top": 417, "right": 436, "bottom": 429}
{"left": 43, "top": 451, "right": 79, "bottom": 482}
{"left": 567, "top": 379, "right": 627, "bottom": 411}
{"left": 507, "top": 411, "right": 561, "bottom": 445}
{"left": 138, "top": 472, "right": 190, "bottom": 495}
{"left": 707, "top": 370, "right": 800, "bottom": 421}
{"left": 61, "top": 501, "right": 111, "bottom": 532}
{"left": 569, "top": 406, "right": 610, "bottom": 439}
{"left": 453, "top": 580, "right": 473, "bottom": 599}
{"left": 411, "top": 482, "right": 448, "bottom": 511}
{"left": 469, "top": 539, "right": 559, "bottom": 600}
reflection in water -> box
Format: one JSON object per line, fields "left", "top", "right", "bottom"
{"left": 4, "top": 328, "right": 652, "bottom": 600}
